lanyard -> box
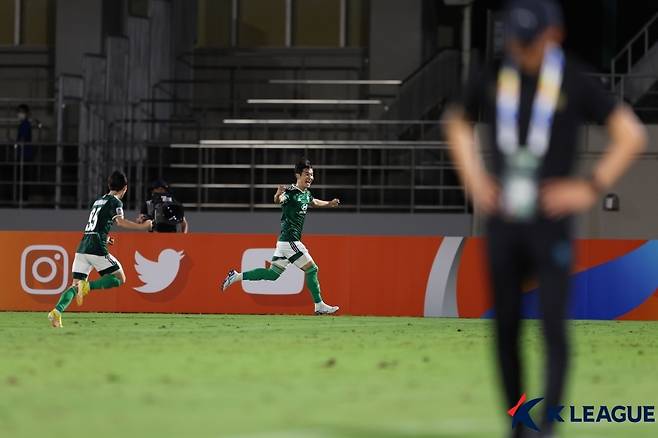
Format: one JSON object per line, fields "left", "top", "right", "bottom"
{"left": 496, "top": 45, "right": 565, "bottom": 157}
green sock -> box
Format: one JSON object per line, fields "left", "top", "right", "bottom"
{"left": 305, "top": 265, "right": 322, "bottom": 304}
{"left": 55, "top": 286, "right": 76, "bottom": 313}
{"left": 243, "top": 267, "right": 281, "bottom": 281}
{"left": 90, "top": 275, "right": 122, "bottom": 290}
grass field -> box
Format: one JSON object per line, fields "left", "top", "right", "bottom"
{"left": 0, "top": 312, "right": 656, "bottom": 438}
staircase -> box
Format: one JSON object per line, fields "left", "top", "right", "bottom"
{"left": 611, "top": 12, "right": 658, "bottom": 108}
{"left": 160, "top": 47, "right": 373, "bottom": 143}
{"left": 380, "top": 49, "right": 460, "bottom": 143}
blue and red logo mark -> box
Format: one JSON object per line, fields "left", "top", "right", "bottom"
{"left": 508, "top": 393, "right": 563, "bottom": 431}
{"left": 508, "top": 393, "right": 655, "bottom": 431}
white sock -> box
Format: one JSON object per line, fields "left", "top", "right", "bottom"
{"left": 235, "top": 272, "right": 243, "bottom": 282}
{"left": 314, "top": 301, "right": 324, "bottom": 309}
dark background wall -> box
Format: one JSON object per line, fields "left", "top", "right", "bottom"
{"left": 469, "top": 0, "right": 658, "bottom": 71}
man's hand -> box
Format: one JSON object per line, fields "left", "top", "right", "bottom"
{"left": 274, "top": 185, "right": 287, "bottom": 204}
{"left": 143, "top": 219, "right": 153, "bottom": 231}
{"left": 107, "top": 236, "right": 115, "bottom": 246}
{"left": 541, "top": 178, "right": 597, "bottom": 219}
{"left": 328, "top": 198, "right": 340, "bottom": 208}
{"left": 469, "top": 173, "right": 500, "bottom": 216}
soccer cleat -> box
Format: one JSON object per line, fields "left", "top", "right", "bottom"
{"left": 48, "top": 309, "right": 63, "bottom": 328}
{"left": 314, "top": 301, "right": 339, "bottom": 315}
{"left": 222, "top": 269, "right": 238, "bottom": 291}
{"left": 76, "top": 280, "right": 90, "bottom": 306}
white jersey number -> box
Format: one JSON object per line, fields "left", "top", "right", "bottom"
{"left": 85, "top": 206, "right": 101, "bottom": 231}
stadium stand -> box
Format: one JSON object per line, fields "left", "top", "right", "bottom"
{"left": 1, "top": 0, "right": 657, "bottom": 220}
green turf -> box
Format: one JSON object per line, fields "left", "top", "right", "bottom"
{"left": 0, "top": 312, "right": 656, "bottom": 438}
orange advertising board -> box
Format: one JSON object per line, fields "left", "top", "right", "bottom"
{"left": 0, "top": 232, "right": 441, "bottom": 316}
{"left": 1, "top": 231, "right": 656, "bottom": 320}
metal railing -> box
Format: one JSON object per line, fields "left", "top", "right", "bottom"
{"left": 586, "top": 73, "right": 658, "bottom": 119}
{"left": 0, "top": 142, "right": 78, "bottom": 208}
{"left": 268, "top": 79, "right": 401, "bottom": 85}
{"left": 150, "top": 77, "right": 399, "bottom": 122}
{"left": 179, "top": 47, "right": 365, "bottom": 71}
{"left": 162, "top": 140, "right": 466, "bottom": 213}
{"left": 0, "top": 136, "right": 466, "bottom": 214}
{"left": 0, "top": 74, "right": 57, "bottom": 142}
{"left": 610, "top": 11, "right": 658, "bottom": 89}
{"left": 105, "top": 109, "right": 446, "bottom": 142}
{"left": 383, "top": 50, "right": 460, "bottom": 120}
{"left": 217, "top": 119, "right": 443, "bottom": 141}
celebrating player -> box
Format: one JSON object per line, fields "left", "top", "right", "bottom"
{"left": 47, "top": 171, "right": 152, "bottom": 328}
{"left": 222, "top": 159, "right": 340, "bottom": 315}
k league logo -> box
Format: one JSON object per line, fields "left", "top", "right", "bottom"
{"left": 509, "top": 393, "right": 656, "bottom": 431}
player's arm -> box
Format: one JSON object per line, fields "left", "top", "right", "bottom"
{"left": 116, "top": 216, "right": 152, "bottom": 231}
{"left": 181, "top": 217, "right": 189, "bottom": 234}
{"left": 443, "top": 106, "right": 499, "bottom": 215}
{"left": 589, "top": 105, "right": 646, "bottom": 192}
{"left": 541, "top": 105, "right": 647, "bottom": 218}
{"left": 312, "top": 198, "right": 340, "bottom": 208}
{"left": 274, "top": 185, "right": 287, "bottom": 204}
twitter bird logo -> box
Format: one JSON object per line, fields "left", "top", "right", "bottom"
{"left": 133, "top": 249, "right": 185, "bottom": 293}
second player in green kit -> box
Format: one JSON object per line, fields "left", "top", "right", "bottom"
{"left": 47, "top": 171, "right": 153, "bottom": 328}
{"left": 222, "top": 159, "right": 341, "bottom": 315}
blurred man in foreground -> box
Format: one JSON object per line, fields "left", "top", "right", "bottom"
{"left": 443, "top": 0, "right": 646, "bottom": 436}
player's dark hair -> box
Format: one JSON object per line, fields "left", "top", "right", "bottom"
{"left": 108, "top": 170, "right": 128, "bottom": 191}
{"left": 295, "top": 158, "right": 312, "bottom": 175}
{"left": 16, "top": 104, "right": 30, "bottom": 114}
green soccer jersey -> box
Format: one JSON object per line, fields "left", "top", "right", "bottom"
{"left": 278, "top": 186, "right": 313, "bottom": 242}
{"left": 77, "top": 194, "right": 124, "bottom": 255}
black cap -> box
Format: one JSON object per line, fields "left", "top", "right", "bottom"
{"left": 504, "top": 0, "right": 563, "bottom": 45}
{"left": 150, "top": 178, "right": 169, "bottom": 190}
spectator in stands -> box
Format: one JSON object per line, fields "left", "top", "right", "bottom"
{"left": 15, "top": 104, "right": 34, "bottom": 201}
{"left": 137, "top": 179, "right": 189, "bottom": 233}
{"left": 444, "top": 0, "right": 646, "bottom": 437}
{"left": 16, "top": 104, "right": 32, "bottom": 144}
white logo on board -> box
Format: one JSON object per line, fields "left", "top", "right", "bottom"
{"left": 134, "top": 249, "right": 184, "bottom": 293}
{"left": 241, "top": 249, "right": 304, "bottom": 295}
{"left": 20, "top": 245, "right": 70, "bottom": 295}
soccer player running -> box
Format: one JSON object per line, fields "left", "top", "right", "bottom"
{"left": 222, "top": 159, "right": 340, "bottom": 315}
{"left": 48, "top": 171, "right": 152, "bottom": 328}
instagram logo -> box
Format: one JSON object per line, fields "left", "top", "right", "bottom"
{"left": 20, "top": 245, "right": 69, "bottom": 295}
